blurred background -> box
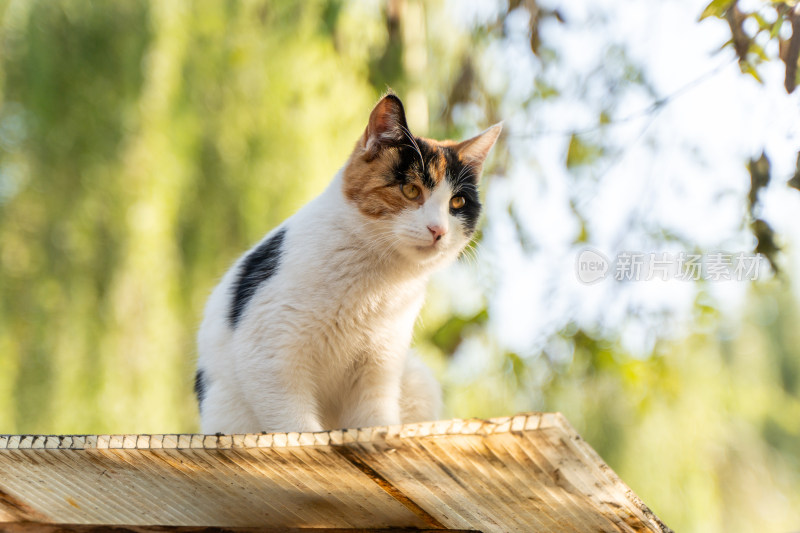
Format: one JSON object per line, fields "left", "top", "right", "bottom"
{"left": 1, "top": 0, "right": 799, "bottom": 531}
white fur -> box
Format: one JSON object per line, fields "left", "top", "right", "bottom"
{"left": 196, "top": 171, "right": 472, "bottom": 434}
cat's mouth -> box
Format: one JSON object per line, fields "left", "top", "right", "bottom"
{"left": 414, "top": 242, "right": 443, "bottom": 254}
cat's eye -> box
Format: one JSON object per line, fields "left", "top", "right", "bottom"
{"left": 402, "top": 183, "right": 421, "bottom": 200}
{"left": 450, "top": 196, "right": 466, "bottom": 209}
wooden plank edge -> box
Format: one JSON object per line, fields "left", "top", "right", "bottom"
{"left": 0, "top": 524, "right": 479, "bottom": 533}
{"left": 0, "top": 414, "right": 556, "bottom": 451}
{"left": 550, "top": 413, "right": 674, "bottom": 533}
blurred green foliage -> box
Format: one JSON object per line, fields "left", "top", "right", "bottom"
{"left": 0, "top": 0, "right": 375, "bottom": 433}
{"left": 700, "top": 0, "right": 800, "bottom": 92}
{"left": 1, "top": 2, "right": 799, "bottom": 532}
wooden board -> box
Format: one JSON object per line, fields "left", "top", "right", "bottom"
{"left": 0, "top": 413, "right": 671, "bottom": 532}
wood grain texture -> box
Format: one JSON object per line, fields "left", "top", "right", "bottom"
{"left": 0, "top": 525, "right": 468, "bottom": 533}
{"left": 0, "top": 413, "right": 672, "bottom": 533}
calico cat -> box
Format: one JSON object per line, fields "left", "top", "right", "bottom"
{"left": 195, "top": 94, "right": 501, "bottom": 434}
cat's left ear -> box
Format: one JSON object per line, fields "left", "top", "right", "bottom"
{"left": 454, "top": 123, "right": 503, "bottom": 174}
{"left": 361, "top": 94, "right": 410, "bottom": 160}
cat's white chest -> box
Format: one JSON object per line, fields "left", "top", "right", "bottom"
{"left": 237, "top": 224, "right": 426, "bottom": 366}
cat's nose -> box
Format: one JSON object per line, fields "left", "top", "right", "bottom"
{"left": 427, "top": 225, "right": 446, "bottom": 242}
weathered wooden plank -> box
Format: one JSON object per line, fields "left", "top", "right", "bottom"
{"left": 0, "top": 525, "right": 473, "bottom": 533}
{"left": 0, "top": 413, "right": 671, "bottom": 532}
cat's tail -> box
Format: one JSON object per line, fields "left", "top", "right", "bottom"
{"left": 399, "top": 351, "right": 443, "bottom": 423}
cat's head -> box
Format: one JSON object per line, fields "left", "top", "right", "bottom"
{"left": 343, "top": 94, "right": 501, "bottom": 268}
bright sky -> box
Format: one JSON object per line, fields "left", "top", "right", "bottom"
{"left": 439, "top": 0, "right": 800, "bottom": 358}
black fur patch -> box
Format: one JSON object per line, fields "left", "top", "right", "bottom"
{"left": 388, "top": 139, "right": 482, "bottom": 236}
{"left": 194, "top": 369, "right": 207, "bottom": 410}
{"left": 443, "top": 148, "right": 482, "bottom": 236}
{"left": 389, "top": 138, "right": 436, "bottom": 191}
{"left": 229, "top": 227, "right": 287, "bottom": 328}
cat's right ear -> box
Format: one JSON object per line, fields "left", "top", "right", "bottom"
{"left": 361, "top": 94, "right": 409, "bottom": 160}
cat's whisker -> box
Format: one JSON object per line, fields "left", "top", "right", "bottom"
{"left": 355, "top": 234, "right": 404, "bottom": 266}
{"left": 459, "top": 242, "right": 480, "bottom": 266}
{"left": 400, "top": 125, "right": 424, "bottom": 167}
{"left": 453, "top": 162, "right": 479, "bottom": 189}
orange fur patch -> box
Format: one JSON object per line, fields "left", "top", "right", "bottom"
{"left": 343, "top": 145, "right": 420, "bottom": 219}
{"left": 344, "top": 133, "right": 468, "bottom": 219}
{"left": 418, "top": 137, "right": 465, "bottom": 174}
{"left": 428, "top": 148, "right": 447, "bottom": 185}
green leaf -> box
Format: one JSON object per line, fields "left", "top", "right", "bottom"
{"left": 534, "top": 79, "right": 559, "bottom": 99}
{"left": 566, "top": 134, "right": 604, "bottom": 169}
{"left": 431, "top": 309, "right": 489, "bottom": 354}
{"left": 699, "top": 0, "right": 736, "bottom": 21}
{"left": 769, "top": 18, "right": 783, "bottom": 39}
{"left": 750, "top": 41, "right": 769, "bottom": 62}
{"left": 503, "top": 352, "right": 527, "bottom": 385}
{"left": 740, "top": 61, "right": 763, "bottom": 83}
{"left": 751, "top": 12, "right": 769, "bottom": 31}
